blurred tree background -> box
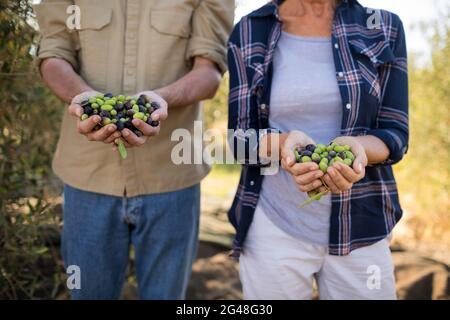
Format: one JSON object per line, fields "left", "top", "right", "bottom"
{"left": 0, "top": 0, "right": 448, "bottom": 299}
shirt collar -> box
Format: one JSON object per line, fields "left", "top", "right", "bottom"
{"left": 249, "top": 0, "right": 358, "bottom": 18}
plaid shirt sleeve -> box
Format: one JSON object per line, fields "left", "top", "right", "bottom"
{"left": 367, "top": 17, "right": 409, "bottom": 165}
{"left": 227, "top": 20, "right": 279, "bottom": 167}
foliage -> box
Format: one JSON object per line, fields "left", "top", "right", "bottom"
{"left": 0, "top": 0, "right": 65, "bottom": 299}
{"left": 394, "top": 14, "right": 450, "bottom": 242}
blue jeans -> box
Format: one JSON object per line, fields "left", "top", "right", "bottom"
{"left": 62, "top": 184, "right": 200, "bottom": 300}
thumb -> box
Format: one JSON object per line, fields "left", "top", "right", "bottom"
{"left": 352, "top": 156, "right": 365, "bottom": 174}
{"left": 68, "top": 103, "right": 83, "bottom": 117}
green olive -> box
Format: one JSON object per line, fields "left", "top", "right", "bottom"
{"left": 345, "top": 151, "right": 355, "bottom": 160}
{"left": 102, "top": 118, "right": 111, "bottom": 126}
{"left": 111, "top": 118, "right": 118, "bottom": 124}
{"left": 322, "top": 151, "right": 329, "bottom": 157}
{"left": 91, "top": 103, "right": 99, "bottom": 109}
{"left": 301, "top": 156, "right": 312, "bottom": 163}
{"left": 334, "top": 145, "right": 345, "bottom": 153}
{"left": 314, "top": 147, "right": 322, "bottom": 154}
{"left": 312, "top": 153, "right": 321, "bottom": 161}
{"left": 343, "top": 158, "right": 353, "bottom": 166}
{"left": 118, "top": 95, "right": 125, "bottom": 102}
{"left": 105, "top": 99, "right": 116, "bottom": 106}
{"left": 294, "top": 150, "right": 301, "bottom": 162}
{"left": 101, "top": 104, "right": 113, "bottom": 112}
{"left": 319, "top": 162, "right": 328, "bottom": 173}
{"left": 133, "top": 112, "right": 145, "bottom": 120}
{"left": 110, "top": 109, "right": 117, "bottom": 116}
{"left": 326, "top": 145, "right": 333, "bottom": 152}
{"left": 131, "top": 99, "right": 137, "bottom": 105}
{"left": 132, "top": 105, "right": 140, "bottom": 112}
{"left": 320, "top": 157, "right": 329, "bottom": 164}
{"left": 143, "top": 115, "right": 148, "bottom": 122}
{"left": 95, "top": 93, "right": 104, "bottom": 99}
{"left": 334, "top": 156, "right": 344, "bottom": 163}
{"left": 80, "top": 114, "right": 89, "bottom": 121}
{"left": 120, "top": 118, "right": 127, "bottom": 123}
{"left": 88, "top": 97, "right": 97, "bottom": 104}
{"left": 344, "top": 145, "right": 351, "bottom": 151}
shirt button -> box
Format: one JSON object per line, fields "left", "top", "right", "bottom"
{"left": 346, "top": 103, "right": 351, "bottom": 110}
{"left": 260, "top": 104, "right": 267, "bottom": 110}
{"left": 334, "top": 43, "right": 339, "bottom": 49}
{"left": 338, "top": 72, "right": 344, "bottom": 78}
{"left": 250, "top": 180, "right": 255, "bottom": 186}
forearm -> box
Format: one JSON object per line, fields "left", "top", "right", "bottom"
{"left": 40, "top": 58, "right": 92, "bottom": 104}
{"left": 352, "top": 135, "right": 390, "bottom": 165}
{"left": 155, "top": 57, "right": 221, "bottom": 108}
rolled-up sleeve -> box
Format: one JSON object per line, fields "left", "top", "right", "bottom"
{"left": 367, "top": 17, "right": 409, "bottom": 165}
{"left": 34, "top": 0, "right": 79, "bottom": 71}
{"left": 186, "top": 0, "right": 235, "bottom": 74}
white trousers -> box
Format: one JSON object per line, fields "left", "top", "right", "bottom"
{"left": 239, "top": 206, "right": 397, "bottom": 300}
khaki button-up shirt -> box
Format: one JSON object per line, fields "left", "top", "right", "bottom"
{"left": 34, "top": 0, "right": 234, "bottom": 197}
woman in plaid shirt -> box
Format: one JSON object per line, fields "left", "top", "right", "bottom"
{"left": 227, "top": 0, "right": 408, "bottom": 299}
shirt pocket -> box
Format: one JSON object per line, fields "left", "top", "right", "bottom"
{"left": 76, "top": 5, "right": 113, "bottom": 91}
{"left": 148, "top": 8, "right": 193, "bottom": 86}
{"left": 349, "top": 39, "right": 396, "bottom": 101}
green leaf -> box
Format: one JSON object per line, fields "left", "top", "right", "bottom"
{"left": 118, "top": 140, "right": 127, "bottom": 159}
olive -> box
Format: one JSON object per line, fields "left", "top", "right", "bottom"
{"left": 80, "top": 114, "right": 89, "bottom": 121}
{"left": 104, "top": 93, "right": 113, "bottom": 98}
{"left": 84, "top": 106, "right": 93, "bottom": 115}
{"left": 124, "top": 101, "right": 132, "bottom": 110}
{"left": 343, "top": 145, "right": 351, "bottom": 151}
{"left": 305, "top": 144, "right": 316, "bottom": 152}
{"left": 334, "top": 156, "right": 344, "bottom": 163}
{"left": 329, "top": 150, "right": 337, "bottom": 157}
{"left": 101, "top": 104, "right": 113, "bottom": 112}
{"left": 301, "top": 156, "right": 312, "bottom": 163}
{"left": 345, "top": 151, "right": 355, "bottom": 160}
{"left": 136, "top": 97, "right": 145, "bottom": 106}
{"left": 134, "top": 130, "right": 143, "bottom": 137}
{"left": 139, "top": 105, "right": 146, "bottom": 113}
{"left": 294, "top": 150, "right": 301, "bottom": 163}
{"left": 319, "top": 162, "right": 328, "bottom": 173}
{"left": 334, "top": 145, "right": 345, "bottom": 152}
{"left": 301, "top": 150, "right": 313, "bottom": 157}
{"left": 116, "top": 121, "right": 125, "bottom": 131}
{"left": 151, "top": 101, "right": 160, "bottom": 110}
{"left": 88, "top": 97, "right": 97, "bottom": 104}
{"left": 132, "top": 105, "right": 140, "bottom": 113}
{"left": 110, "top": 109, "right": 117, "bottom": 116}
{"left": 343, "top": 158, "right": 353, "bottom": 166}
{"left": 314, "top": 147, "right": 322, "bottom": 154}
{"left": 96, "top": 99, "right": 104, "bottom": 106}
{"left": 321, "top": 151, "right": 328, "bottom": 157}
{"left": 102, "top": 117, "right": 112, "bottom": 126}
{"left": 115, "top": 103, "right": 124, "bottom": 111}
{"left": 150, "top": 120, "right": 160, "bottom": 127}
{"left": 80, "top": 100, "right": 90, "bottom": 107}
{"left": 133, "top": 112, "right": 145, "bottom": 120}
{"left": 338, "top": 151, "right": 346, "bottom": 159}
{"left": 126, "top": 109, "right": 135, "bottom": 117}
{"left": 312, "top": 153, "right": 321, "bottom": 161}
{"left": 100, "top": 110, "right": 110, "bottom": 118}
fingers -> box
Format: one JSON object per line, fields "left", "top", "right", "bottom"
{"left": 287, "top": 162, "right": 319, "bottom": 176}
{"left": 296, "top": 178, "right": 323, "bottom": 193}
{"left": 294, "top": 170, "right": 323, "bottom": 185}
{"left": 68, "top": 103, "right": 84, "bottom": 118}
{"left": 132, "top": 119, "right": 160, "bottom": 136}
{"left": 104, "top": 130, "right": 122, "bottom": 144}
{"left": 281, "top": 150, "right": 296, "bottom": 168}
{"left": 333, "top": 162, "right": 360, "bottom": 183}
{"left": 323, "top": 174, "right": 340, "bottom": 194}
{"left": 353, "top": 156, "right": 366, "bottom": 175}
{"left": 122, "top": 128, "right": 147, "bottom": 146}
{"left": 78, "top": 115, "right": 101, "bottom": 134}
{"left": 151, "top": 107, "right": 168, "bottom": 121}
{"left": 327, "top": 165, "right": 353, "bottom": 191}
{"left": 85, "top": 124, "right": 117, "bottom": 142}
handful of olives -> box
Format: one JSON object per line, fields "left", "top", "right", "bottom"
{"left": 295, "top": 142, "right": 356, "bottom": 207}
{"left": 79, "top": 93, "right": 160, "bottom": 159}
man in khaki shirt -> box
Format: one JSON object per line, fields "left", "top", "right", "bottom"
{"left": 34, "top": 0, "right": 234, "bottom": 299}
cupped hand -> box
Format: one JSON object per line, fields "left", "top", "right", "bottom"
{"left": 322, "top": 136, "right": 368, "bottom": 193}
